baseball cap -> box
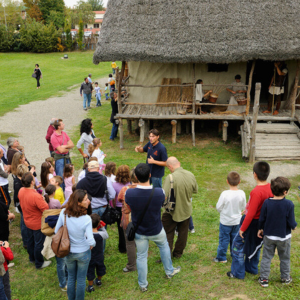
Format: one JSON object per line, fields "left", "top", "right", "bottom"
{"left": 88, "top": 161, "right": 99, "bottom": 169}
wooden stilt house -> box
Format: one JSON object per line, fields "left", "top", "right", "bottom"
{"left": 93, "top": 0, "right": 300, "bottom": 161}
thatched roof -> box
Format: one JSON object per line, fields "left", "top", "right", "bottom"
{"left": 93, "top": 0, "right": 300, "bottom": 64}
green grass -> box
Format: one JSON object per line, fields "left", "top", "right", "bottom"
{"left": 8, "top": 97, "right": 300, "bottom": 299}
{"left": 0, "top": 52, "right": 112, "bottom": 117}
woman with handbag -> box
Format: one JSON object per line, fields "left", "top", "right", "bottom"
{"left": 55, "top": 189, "right": 95, "bottom": 300}
{"left": 33, "top": 64, "right": 42, "bottom": 89}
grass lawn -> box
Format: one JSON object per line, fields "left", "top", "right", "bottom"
{"left": 8, "top": 96, "right": 300, "bottom": 299}
{"left": 0, "top": 52, "right": 113, "bottom": 117}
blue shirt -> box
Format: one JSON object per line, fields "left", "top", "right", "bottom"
{"left": 125, "top": 186, "right": 165, "bottom": 236}
{"left": 258, "top": 198, "right": 297, "bottom": 239}
{"left": 55, "top": 209, "right": 96, "bottom": 253}
{"left": 143, "top": 141, "right": 168, "bottom": 178}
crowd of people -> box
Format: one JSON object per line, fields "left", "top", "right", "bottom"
{"left": 0, "top": 116, "right": 297, "bottom": 299}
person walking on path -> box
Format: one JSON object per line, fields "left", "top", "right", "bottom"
{"left": 162, "top": 157, "right": 198, "bottom": 258}
{"left": 45, "top": 118, "right": 57, "bottom": 156}
{"left": 80, "top": 78, "right": 93, "bottom": 111}
{"left": 50, "top": 119, "right": 74, "bottom": 182}
{"left": 135, "top": 129, "right": 168, "bottom": 188}
{"left": 33, "top": 64, "right": 42, "bottom": 89}
{"left": 125, "top": 163, "right": 180, "bottom": 292}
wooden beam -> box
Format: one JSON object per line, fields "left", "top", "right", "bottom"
{"left": 139, "top": 119, "right": 145, "bottom": 143}
{"left": 171, "top": 120, "right": 177, "bottom": 143}
{"left": 249, "top": 82, "right": 261, "bottom": 163}
{"left": 192, "top": 63, "right": 196, "bottom": 115}
{"left": 246, "top": 60, "right": 256, "bottom": 115}
{"left": 223, "top": 121, "right": 228, "bottom": 143}
{"left": 291, "top": 60, "right": 300, "bottom": 118}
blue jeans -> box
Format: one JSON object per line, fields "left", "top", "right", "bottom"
{"left": 0, "top": 276, "right": 7, "bottom": 300}
{"left": 135, "top": 228, "right": 174, "bottom": 288}
{"left": 231, "top": 231, "right": 261, "bottom": 279}
{"left": 216, "top": 223, "right": 239, "bottom": 261}
{"left": 55, "top": 157, "right": 70, "bottom": 190}
{"left": 56, "top": 256, "right": 68, "bottom": 288}
{"left": 150, "top": 177, "right": 162, "bottom": 188}
{"left": 96, "top": 94, "right": 101, "bottom": 106}
{"left": 105, "top": 93, "right": 109, "bottom": 100}
{"left": 20, "top": 212, "right": 29, "bottom": 247}
{"left": 92, "top": 206, "right": 107, "bottom": 252}
{"left": 110, "top": 123, "right": 118, "bottom": 140}
{"left": 83, "top": 93, "right": 91, "bottom": 109}
{"left": 27, "top": 228, "right": 45, "bottom": 268}
{"left": 189, "top": 216, "right": 194, "bottom": 230}
{"left": 66, "top": 250, "right": 91, "bottom": 300}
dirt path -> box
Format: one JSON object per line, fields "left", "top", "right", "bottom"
{"left": 0, "top": 77, "right": 108, "bottom": 179}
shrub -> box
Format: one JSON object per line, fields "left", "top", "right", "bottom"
{"left": 0, "top": 25, "right": 14, "bottom": 52}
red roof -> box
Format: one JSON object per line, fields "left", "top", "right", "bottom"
{"left": 94, "top": 19, "right": 103, "bottom": 23}
{"left": 93, "top": 11, "right": 106, "bottom": 14}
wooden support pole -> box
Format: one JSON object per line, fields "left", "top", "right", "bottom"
{"left": 291, "top": 60, "right": 300, "bottom": 118}
{"left": 171, "top": 120, "right": 177, "bottom": 143}
{"left": 139, "top": 119, "right": 145, "bottom": 143}
{"left": 249, "top": 83, "right": 261, "bottom": 163}
{"left": 176, "top": 120, "right": 181, "bottom": 134}
{"left": 246, "top": 60, "right": 256, "bottom": 115}
{"left": 127, "top": 119, "right": 132, "bottom": 134}
{"left": 186, "top": 120, "right": 191, "bottom": 134}
{"left": 222, "top": 121, "right": 228, "bottom": 143}
{"left": 118, "top": 62, "right": 126, "bottom": 149}
{"left": 192, "top": 120, "right": 195, "bottom": 146}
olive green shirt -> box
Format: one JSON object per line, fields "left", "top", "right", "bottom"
{"left": 163, "top": 167, "right": 198, "bottom": 222}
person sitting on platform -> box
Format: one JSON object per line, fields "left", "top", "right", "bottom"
{"left": 226, "top": 75, "right": 247, "bottom": 113}
{"left": 263, "top": 62, "right": 288, "bottom": 116}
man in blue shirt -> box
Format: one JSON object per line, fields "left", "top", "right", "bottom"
{"left": 135, "top": 129, "right": 167, "bottom": 188}
{"left": 125, "top": 163, "right": 180, "bottom": 292}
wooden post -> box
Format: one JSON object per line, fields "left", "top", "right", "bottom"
{"left": 171, "top": 120, "right": 177, "bottom": 143}
{"left": 291, "top": 60, "right": 300, "bottom": 118}
{"left": 186, "top": 120, "right": 191, "bottom": 134}
{"left": 222, "top": 121, "right": 228, "bottom": 143}
{"left": 192, "top": 63, "right": 196, "bottom": 146}
{"left": 176, "top": 120, "right": 181, "bottom": 134}
{"left": 249, "top": 83, "right": 261, "bottom": 163}
{"left": 246, "top": 60, "right": 256, "bottom": 115}
{"left": 192, "top": 120, "right": 195, "bottom": 146}
{"left": 118, "top": 61, "right": 126, "bottom": 149}
{"left": 127, "top": 119, "right": 132, "bottom": 134}
{"left": 139, "top": 119, "right": 145, "bottom": 143}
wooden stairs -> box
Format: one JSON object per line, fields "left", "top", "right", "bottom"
{"left": 241, "top": 122, "right": 300, "bottom": 161}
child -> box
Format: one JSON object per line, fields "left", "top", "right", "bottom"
{"left": 88, "top": 138, "right": 106, "bottom": 165}
{"left": 1, "top": 240, "right": 14, "bottom": 300}
{"left": 105, "top": 162, "right": 116, "bottom": 184}
{"left": 104, "top": 83, "right": 110, "bottom": 100}
{"left": 44, "top": 184, "right": 61, "bottom": 209}
{"left": 50, "top": 176, "right": 65, "bottom": 205}
{"left": 63, "top": 164, "right": 75, "bottom": 200}
{"left": 94, "top": 82, "right": 102, "bottom": 107}
{"left": 30, "top": 165, "right": 43, "bottom": 194}
{"left": 86, "top": 214, "right": 108, "bottom": 293}
{"left": 45, "top": 157, "right": 56, "bottom": 176}
{"left": 214, "top": 172, "right": 246, "bottom": 263}
{"left": 111, "top": 61, "right": 117, "bottom": 74}
{"left": 258, "top": 177, "right": 297, "bottom": 287}
{"left": 62, "top": 183, "right": 77, "bottom": 206}
{"left": 41, "top": 162, "right": 54, "bottom": 189}
{"left": 228, "top": 161, "right": 273, "bottom": 279}
{"left": 108, "top": 74, "right": 115, "bottom": 92}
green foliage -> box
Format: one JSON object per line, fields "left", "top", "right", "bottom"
{"left": 48, "top": 10, "right": 65, "bottom": 29}
{"left": 38, "top": 0, "right": 65, "bottom": 24}
{"left": 0, "top": 0, "right": 23, "bottom": 28}
{"left": 70, "top": 1, "right": 94, "bottom": 26}
{"left": 87, "top": 0, "right": 104, "bottom": 11}
{"left": 64, "top": 18, "right": 72, "bottom": 51}
{"left": 78, "top": 18, "right": 84, "bottom": 51}
{"left": 0, "top": 24, "right": 14, "bottom": 51}
{"left": 19, "top": 18, "right": 60, "bottom": 52}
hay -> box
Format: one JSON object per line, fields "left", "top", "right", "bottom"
{"left": 156, "top": 78, "right": 181, "bottom": 103}
{"left": 93, "top": 0, "right": 300, "bottom": 64}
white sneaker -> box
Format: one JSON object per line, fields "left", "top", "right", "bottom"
{"left": 189, "top": 229, "right": 195, "bottom": 233}
{"left": 166, "top": 267, "right": 181, "bottom": 278}
{"left": 39, "top": 261, "right": 52, "bottom": 269}
{"left": 61, "top": 285, "right": 67, "bottom": 292}
{"left": 7, "top": 263, "right": 14, "bottom": 268}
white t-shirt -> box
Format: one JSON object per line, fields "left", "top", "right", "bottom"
{"left": 92, "top": 148, "right": 105, "bottom": 164}
{"left": 94, "top": 86, "right": 101, "bottom": 95}
{"left": 78, "top": 170, "right": 86, "bottom": 182}
{"left": 216, "top": 190, "right": 246, "bottom": 226}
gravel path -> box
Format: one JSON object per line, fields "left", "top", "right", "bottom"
{"left": 0, "top": 77, "right": 108, "bottom": 181}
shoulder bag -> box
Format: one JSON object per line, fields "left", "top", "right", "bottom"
{"left": 51, "top": 214, "right": 70, "bottom": 258}
{"left": 32, "top": 72, "right": 37, "bottom": 78}
{"left": 126, "top": 187, "right": 155, "bottom": 241}
{"left": 41, "top": 208, "right": 62, "bottom": 236}
{"left": 163, "top": 174, "right": 176, "bottom": 212}
{"left": 101, "top": 177, "right": 121, "bottom": 225}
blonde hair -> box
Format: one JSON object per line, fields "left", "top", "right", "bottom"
{"left": 16, "top": 164, "right": 29, "bottom": 177}
{"left": 11, "top": 152, "right": 25, "bottom": 175}
{"left": 88, "top": 138, "right": 101, "bottom": 156}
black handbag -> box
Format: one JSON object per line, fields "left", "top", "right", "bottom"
{"left": 32, "top": 72, "right": 37, "bottom": 78}
{"left": 101, "top": 181, "right": 121, "bottom": 225}
{"left": 126, "top": 187, "right": 155, "bottom": 241}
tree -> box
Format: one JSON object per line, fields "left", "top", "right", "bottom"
{"left": 48, "top": 10, "right": 64, "bottom": 29}
{"left": 23, "top": 0, "right": 43, "bottom": 22}
{"left": 64, "top": 18, "right": 72, "bottom": 50}
{"left": 77, "top": 18, "right": 84, "bottom": 50}
{"left": 38, "top": 0, "right": 65, "bottom": 25}
{"left": 0, "top": 0, "right": 23, "bottom": 29}
{"left": 87, "top": 0, "right": 104, "bottom": 11}
{"left": 70, "top": 1, "right": 94, "bottom": 27}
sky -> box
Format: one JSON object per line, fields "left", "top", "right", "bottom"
{"left": 64, "top": 0, "right": 109, "bottom": 8}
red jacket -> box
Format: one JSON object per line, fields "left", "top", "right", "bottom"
{"left": 1, "top": 246, "right": 14, "bottom": 271}
{"left": 45, "top": 125, "right": 55, "bottom": 152}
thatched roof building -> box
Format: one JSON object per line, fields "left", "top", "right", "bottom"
{"left": 93, "top": 0, "right": 300, "bottom": 65}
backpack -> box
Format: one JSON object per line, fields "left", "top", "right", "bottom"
{"left": 163, "top": 174, "right": 176, "bottom": 212}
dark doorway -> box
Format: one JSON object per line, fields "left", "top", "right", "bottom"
{"left": 246, "top": 60, "right": 274, "bottom": 104}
